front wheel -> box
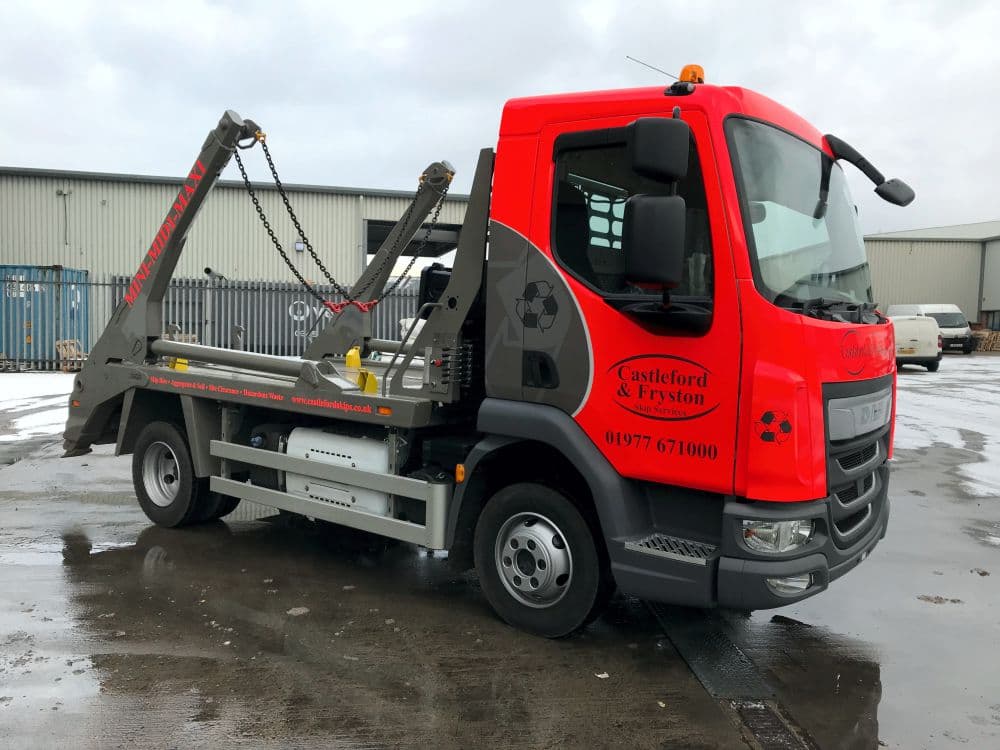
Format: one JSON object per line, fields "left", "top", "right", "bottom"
{"left": 474, "top": 483, "right": 611, "bottom": 638}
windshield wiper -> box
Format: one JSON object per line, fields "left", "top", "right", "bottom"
{"left": 775, "top": 294, "right": 842, "bottom": 311}
{"left": 774, "top": 294, "right": 882, "bottom": 324}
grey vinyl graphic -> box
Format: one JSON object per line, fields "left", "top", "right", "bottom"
{"left": 484, "top": 221, "right": 592, "bottom": 415}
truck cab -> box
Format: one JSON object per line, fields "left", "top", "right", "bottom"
{"left": 63, "top": 70, "right": 913, "bottom": 637}
{"left": 479, "top": 78, "right": 899, "bottom": 620}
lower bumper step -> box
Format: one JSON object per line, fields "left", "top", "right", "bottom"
{"left": 624, "top": 533, "right": 719, "bottom": 566}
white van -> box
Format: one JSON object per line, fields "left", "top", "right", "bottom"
{"left": 884, "top": 303, "right": 974, "bottom": 354}
{"left": 890, "top": 315, "right": 942, "bottom": 371}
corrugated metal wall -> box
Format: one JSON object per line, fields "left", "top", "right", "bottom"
{"left": 982, "top": 239, "right": 1000, "bottom": 312}
{"left": 0, "top": 170, "right": 468, "bottom": 283}
{"left": 865, "top": 239, "right": 983, "bottom": 319}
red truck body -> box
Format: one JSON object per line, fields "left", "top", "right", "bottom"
{"left": 489, "top": 84, "right": 895, "bottom": 502}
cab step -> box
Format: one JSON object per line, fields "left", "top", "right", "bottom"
{"left": 624, "top": 533, "right": 719, "bottom": 566}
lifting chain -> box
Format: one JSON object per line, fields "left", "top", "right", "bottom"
{"left": 233, "top": 131, "right": 449, "bottom": 314}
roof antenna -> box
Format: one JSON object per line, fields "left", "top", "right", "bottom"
{"left": 625, "top": 56, "right": 678, "bottom": 80}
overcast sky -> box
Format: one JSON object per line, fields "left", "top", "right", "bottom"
{"left": 2, "top": 0, "right": 997, "bottom": 234}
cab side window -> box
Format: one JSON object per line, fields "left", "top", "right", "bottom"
{"left": 552, "top": 134, "right": 713, "bottom": 299}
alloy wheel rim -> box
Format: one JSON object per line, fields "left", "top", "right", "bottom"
{"left": 142, "top": 441, "right": 180, "bottom": 508}
{"left": 494, "top": 512, "right": 573, "bottom": 608}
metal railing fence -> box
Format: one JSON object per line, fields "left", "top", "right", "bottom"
{"left": 1, "top": 274, "right": 419, "bottom": 371}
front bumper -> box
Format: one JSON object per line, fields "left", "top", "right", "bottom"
{"left": 896, "top": 351, "right": 941, "bottom": 363}
{"left": 715, "top": 487, "right": 889, "bottom": 609}
{"left": 943, "top": 335, "right": 974, "bottom": 351}
{"left": 610, "top": 484, "right": 890, "bottom": 611}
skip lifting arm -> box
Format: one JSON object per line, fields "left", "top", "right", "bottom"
{"left": 63, "top": 111, "right": 259, "bottom": 454}
{"left": 93, "top": 110, "right": 259, "bottom": 367}
{"left": 301, "top": 161, "right": 455, "bottom": 360}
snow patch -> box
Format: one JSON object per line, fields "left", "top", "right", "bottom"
{"left": 894, "top": 357, "right": 1000, "bottom": 497}
{"left": 0, "top": 373, "right": 76, "bottom": 443}
{"left": 0, "top": 442, "right": 131, "bottom": 494}
{"left": 0, "top": 373, "right": 131, "bottom": 494}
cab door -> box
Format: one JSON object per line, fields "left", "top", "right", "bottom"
{"left": 524, "top": 111, "right": 741, "bottom": 495}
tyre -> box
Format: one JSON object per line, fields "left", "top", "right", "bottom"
{"left": 194, "top": 493, "right": 241, "bottom": 522}
{"left": 211, "top": 496, "right": 241, "bottom": 519}
{"left": 926, "top": 360, "right": 940, "bottom": 372}
{"left": 474, "top": 482, "right": 611, "bottom": 638}
{"left": 132, "top": 421, "right": 209, "bottom": 527}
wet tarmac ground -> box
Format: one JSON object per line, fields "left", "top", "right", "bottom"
{"left": 2, "top": 360, "right": 999, "bottom": 749}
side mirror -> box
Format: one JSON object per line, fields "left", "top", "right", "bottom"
{"left": 627, "top": 117, "right": 690, "bottom": 183}
{"left": 623, "top": 195, "right": 686, "bottom": 288}
{"left": 875, "top": 178, "right": 915, "bottom": 207}
{"left": 824, "top": 133, "right": 915, "bottom": 208}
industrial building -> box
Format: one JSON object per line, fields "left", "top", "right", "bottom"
{"left": 0, "top": 166, "right": 469, "bottom": 282}
{"left": 0, "top": 166, "right": 468, "bottom": 367}
{"left": 865, "top": 220, "right": 1000, "bottom": 329}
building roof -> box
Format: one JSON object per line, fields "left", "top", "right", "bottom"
{"left": 0, "top": 165, "right": 470, "bottom": 202}
{"left": 866, "top": 220, "right": 1000, "bottom": 242}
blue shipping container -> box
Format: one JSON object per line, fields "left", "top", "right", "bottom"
{"left": 1, "top": 265, "right": 90, "bottom": 371}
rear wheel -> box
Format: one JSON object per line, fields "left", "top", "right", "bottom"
{"left": 926, "top": 360, "right": 940, "bottom": 372}
{"left": 194, "top": 493, "right": 241, "bottom": 522}
{"left": 211, "top": 496, "right": 241, "bottom": 519}
{"left": 474, "top": 482, "right": 611, "bottom": 638}
{"left": 132, "top": 421, "right": 209, "bottom": 528}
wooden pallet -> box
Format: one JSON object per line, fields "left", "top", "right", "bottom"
{"left": 55, "top": 339, "right": 88, "bottom": 372}
{"left": 973, "top": 331, "right": 1000, "bottom": 352}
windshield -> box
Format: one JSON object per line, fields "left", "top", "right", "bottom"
{"left": 727, "top": 118, "right": 872, "bottom": 306}
{"left": 927, "top": 312, "right": 967, "bottom": 328}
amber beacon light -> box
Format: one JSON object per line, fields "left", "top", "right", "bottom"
{"left": 679, "top": 64, "right": 705, "bottom": 83}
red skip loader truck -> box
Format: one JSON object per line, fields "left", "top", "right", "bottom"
{"left": 64, "top": 67, "right": 912, "bottom": 636}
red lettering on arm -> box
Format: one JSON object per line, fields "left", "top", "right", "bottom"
{"left": 189, "top": 160, "right": 206, "bottom": 181}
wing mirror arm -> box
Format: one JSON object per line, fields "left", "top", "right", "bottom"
{"left": 824, "top": 133, "right": 915, "bottom": 207}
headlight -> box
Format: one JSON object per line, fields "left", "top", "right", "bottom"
{"left": 741, "top": 519, "right": 813, "bottom": 553}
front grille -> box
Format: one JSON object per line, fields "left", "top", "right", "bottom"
{"left": 836, "top": 473, "right": 875, "bottom": 505}
{"left": 624, "top": 534, "right": 718, "bottom": 566}
{"left": 824, "top": 376, "right": 892, "bottom": 550}
{"left": 834, "top": 505, "right": 872, "bottom": 536}
{"left": 838, "top": 443, "right": 877, "bottom": 471}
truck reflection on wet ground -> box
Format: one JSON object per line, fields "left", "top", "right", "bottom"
{"left": 49, "top": 516, "right": 743, "bottom": 748}
{"left": 51, "top": 515, "right": 888, "bottom": 749}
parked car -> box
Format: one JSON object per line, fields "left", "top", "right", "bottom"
{"left": 884, "top": 304, "right": 974, "bottom": 354}
{"left": 890, "top": 315, "right": 942, "bottom": 371}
